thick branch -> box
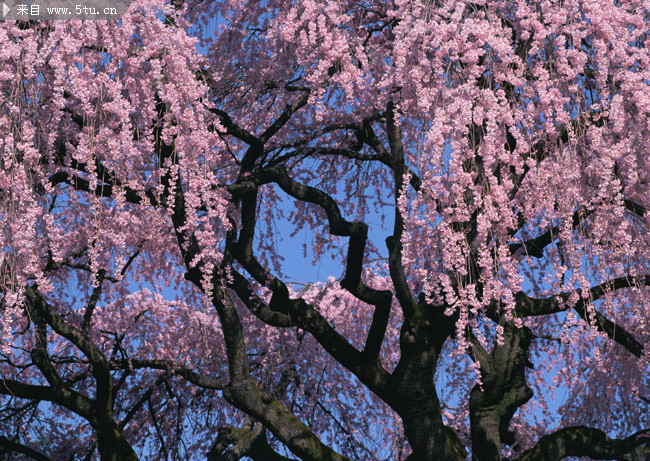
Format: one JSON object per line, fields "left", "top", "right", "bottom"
{"left": 230, "top": 245, "right": 392, "bottom": 395}
{"left": 0, "top": 436, "right": 51, "bottom": 461}
{"left": 509, "top": 207, "right": 590, "bottom": 258}
{"left": 510, "top": 198, "right": 645, "bottom": 259}
{"left": 0, "top": 380, "right": 79, "bottom": 410}
{"left": 113, "top": 359, "right": 226, "bottom": 390}
{"left": 207, "top": 286, "right": 348, "bottom": 461}
{"left": 230, "top": 271, "right": 292, "bottom": 327}
{"left": 22, "top": 287, "right": 137, "bottom": 459}
{"left": 353, "top": 118, "right": 422, "bottom": 191}
{"left": 48, "top": 171, "right": 159, "bottom": 207}
{"left": 385, "top": 100, "right": 417, "bottom": 317}
{"left": 83, "top": 269, "right": 106, "bottom": 333}
{"left": 207, "top": 424, "right": 292, "bottom": 461}
{"left": 515, "top": 274, "right": 649, "bottom": 357}
{"left": 25, "top": 286, "right": 113, "bottom": 407}
{"left": 169, "top": 171, "right": 347, "bottom": 460}
{"left": 517, "top": 427, "right": 650, "bottom": 461}
{"left": 211, "top": 108, "right": 259, "bottom": 146}
{"left": 228, "top": 166, "right": 392, "bottom": 392}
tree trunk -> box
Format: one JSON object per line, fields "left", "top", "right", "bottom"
{"left": 400, "top": 398, "right": 466, "bottom": 460}
{"left": 468, "top": 322, "right": 534, "bottom": 461}
{"left": 96, "top": 425, "right": 139, "bottom": 461}
{"left": 470, "top": 406, "right": 503, "bottom": 461}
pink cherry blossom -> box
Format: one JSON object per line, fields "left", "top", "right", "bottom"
{"left": 1, "top": 0, "right": 649, "bottom": 459}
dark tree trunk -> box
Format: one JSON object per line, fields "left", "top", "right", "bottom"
{"left": 388, "top": 304, "right": 466, "bottom": 461}
{"left": 401, "top": 399, "right": 466, "bottom": 460}
{"left": 96, "top": 424, "right": 139, "bottom": 461}
{"left": 469, "top": 322, "right": 534, "bottom": 461}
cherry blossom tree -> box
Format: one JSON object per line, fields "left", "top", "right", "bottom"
{"left": 1, "top": 0, "right": 649, "bottom": 459}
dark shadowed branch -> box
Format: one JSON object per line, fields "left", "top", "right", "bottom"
{"left": 0, "top": 436, "right": 51, "bottom": 461}
{"left": 517, "top": 426, "right": 650, "bottom": 461}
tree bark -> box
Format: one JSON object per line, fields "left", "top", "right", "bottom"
{"left": 388, "top": 304, "right": 465, "bottom": 460}
{"left": 469, "top": 323, "right": 534, "bottom": 461}
{"left": 401, "top": 399, "right": 466, "bottom": 460}
{"left": 96, "top": 423, "right": 139, "bottom": 461}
